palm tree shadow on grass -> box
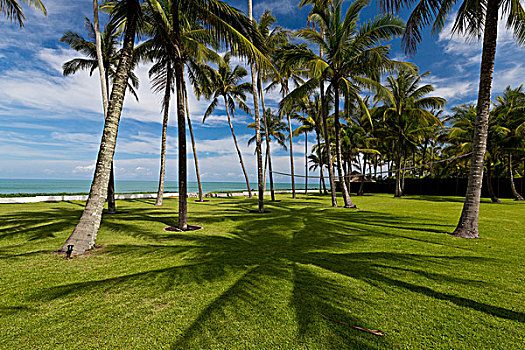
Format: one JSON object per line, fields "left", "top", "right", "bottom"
{"left": 19, "top": 199, "right": 524, "bottom": 348}
{"left": 0, "top": 207, "right": 82, "bottom": 242}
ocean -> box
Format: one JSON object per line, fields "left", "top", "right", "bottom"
{"left": 0, "top": 179, "right": 319, "bottom": 195}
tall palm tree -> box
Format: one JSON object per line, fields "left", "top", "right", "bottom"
{"left": 247, "top": 0, "right": 266, "bottom": 213}
{"left": 293, "top": 102, "right": 317, "bottom": 195}
{"left": 92, "top": 0, "right": 109, "bottom": 122}
{"left": 271, "top": 52, "right": 306, "bottom": 200}
{"left": 60, "top": 0, "right": 141, "bottom": 255}
{"left": 146, "top": 53, "right": 173, "bottom": 207}
{"left": 283, "top": 0, "right": 405, "bottom": 208}
{"left": 255, "top": 10, "right": 289, "bottom": 201}
{"left": 298, "top": 0, "right": 337, "bottom": 206}
{"left": 145, "top": 0, "right": 270, "bottom": 229}
{"left": 92, "top": 0, "right": 112, "bottom": 213}
{"left": 307, "top": 92, "right": 331, "bottom": 194}
{"left": 493, "top": 85, "right": 525, "bottom": 201}
{"left": 203, "top": 53, "right": 254, "bottom": 197}
{"left": 373, "top": 68, "right": 445, "bottom": 197}
{"left": 442, "top": 104, "right": 510, "bottom": 203}
{"left": 248, "top": 108, "right": 288, "bottom": 191}
{"left": 140, "top": 16, "right": 219, "bottom": 206}
{"left": 379, "top": 0, "right": 525, "bottom": 237}
{"left": 1, "top": 0, "right": 45, "bottom": 26}
{"left": 60, "top": 17, "right": 140, "bottom": 214}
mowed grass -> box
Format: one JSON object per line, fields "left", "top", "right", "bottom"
{"left": 0, "top": 193, "right": 523, "bottom": 349}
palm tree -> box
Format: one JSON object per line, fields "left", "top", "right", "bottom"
{"left": 1, "top": 0, "right": 45, "bottom": 26}
{"left": 298, "top": 0, "right": 337, "bottom": 206}
{"left": 443, "top": 104, "right": 510, "bottom": 203}
{"left": 146, "top": 53, "right": 173, "bottom": 207}
{"left": 307, "top": 93, "right": 331, "bottom": 194}
{"left": 92, "top": 0, "right": 112, "bottom": 212}
{"left": 343, "top": 96, "right": 380, "bottom": 196}
{"left": 60, "top": 0, "right": 142, "bottom": 255}
{"left": 284, "top": 0, "right": 405, "bottom": 208}
{"left": 248, "top": 108, "right": 288, "bottom": 194}
{"left": 373, "top": 68, "right": 445, "bottom": 197}
{"left": 145, "top": 0, "right": 270, "bottom": 229}
{"left": 308, "top": 148, "right": 328, "bottom": 192}
{"left": 379, "top": 0, "right": 525, "bottom": 237}
{"left": 92, "top": 0, "right": 109, "bottom": 121}
{"left": 203, "top": 52, "right": 254, "bottom": 197}
{"left": 140, "top": 15, "right": 219, "bottom": 206}
{"left": 271, "top": 54, "right": 305, "bottom": 200}
{"left": 293, "top": 102, "right": 317, "bottom": 195}
{"left": 60, "top": 17, "right": 140, "bottom": 214}
{"left": 255, "top": 10, "right": 289, "bottom": 201}
{"left": 493, "top": 86, "right": 525, "bottom": 201}
{"left": 247, "top": 0, "right": 265, "bottom": 213}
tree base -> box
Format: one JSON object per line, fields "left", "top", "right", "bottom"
{"left": 163, "top": 225, "right": 203, "bottom": 232}
{"left": 248, "top": 210, "right": 271, "bottom": 214}
{"left": 450, "top": 228, "right": 479, "bottom": 239}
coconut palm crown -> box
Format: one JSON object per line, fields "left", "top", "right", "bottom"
{"left": 281, "top": 0, "right": 406, "bottom": 208}
{"left": 1, "top": 0, "right": 46, "bottom": 26}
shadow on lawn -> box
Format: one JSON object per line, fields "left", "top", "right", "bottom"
{"left": 399, "top": 195, "right": 495, "bottom": 204}
{"left": 0, "top": 206, "right": 82, "bottom": 242}
{"left": 3, "top": 197, "right": 524, "bottom": 347}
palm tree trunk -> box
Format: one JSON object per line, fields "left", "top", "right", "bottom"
{"left": 508, "top": 153, "right": 524, "bottom": 200}
{"left": 401, "top": 156, "right": 407, "bottom": 194}
{"left": 92, "top": 2, "right": 116, "bottom": 214}
{"left": 263, "top": 146, "right": 268, "bottom": 187}
{"left": 184, "top": 79, "right": 203, "bottom": 202}
{"left": 334, "top": 83, "right": 355, "bottom": 208}
{"left": 287, "top": 112, "right": 296, "bottom": 198}
{"left": 342, "top": 159, "right": 348, "bottom": 193}
{"left": 395, "top": 154, "right": 403, "bottom": 197}
{"left": 171, "top": 4, "right": 189, "bottom": 230}
{"left": 305, "top": 132, "right": 308, "bottom": 195}
{"left": 248, "top": 0, "right": 264, "bottom": 212}
{"left": 105, "top": 73, "right": 117, "bottom": 214}
{"left": 374, "top": 154, "right": 378, "bottom": 179}
{"left": 92, "top": 0, "right": 108, "bottom": 115}
{"left": 155, "top": 64, "right": 172, "bottom": 207}
{"left": 357, "top": 154, "right": 365, "bottom": 196}
{"left": 452, "top": 0, "right": 499, "bottom": 238}
{"left": 268, "top": 146, "right": 275, "bottom": 199}
{"left": 486, "top": 161, "right": 502, "bottom": 203}
{"left": 59, "top": 0, "right": 138, "bottom": 254}
{"left": 258, "top": 74, "right": 275, "bottom": 200}
{"left": 320, "top": 81, "right": 337, "bottom": 206}
{"left": 422, "top": 140, "right": 428, "bottom": 177}
{"left": 175, "top": 59, "right": 188, "bottom": 229}
{"left": 224, "top": 96, "right": 252, "bottom": 197}
{"left": 316, "top": 130, "right": 326, "bottom": 194}
{"left": 107, "top": 165, "right": 117, "bottom": 213}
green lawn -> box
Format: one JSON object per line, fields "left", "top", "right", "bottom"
{"left": 0, "top": 194, "right": 523, "bottom": 349}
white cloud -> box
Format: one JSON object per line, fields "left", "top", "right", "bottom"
{"left": 72, "top": 164, "right": 95, "bottom": 173}
{"left": 254, "top": 0, "right": 297, "bottom": 15}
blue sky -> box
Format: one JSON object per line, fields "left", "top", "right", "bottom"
{"left": 0, "top": 0, "right": 524, "bottom": 182}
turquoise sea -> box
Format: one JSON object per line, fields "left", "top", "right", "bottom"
{"left": 0, "top": 179, "right": 318, "bottom": 195}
